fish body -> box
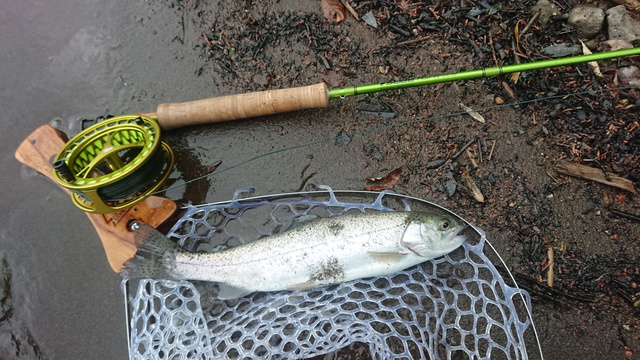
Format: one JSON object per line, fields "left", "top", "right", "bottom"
{"left": 122, "top": 211, "right": 466, "bottom": 299}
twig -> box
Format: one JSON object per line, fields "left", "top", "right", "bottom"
{"left": 202, "top": 33, "right": 212, "bottom": 48}
{"left": 520, "top": 10, "right": 541, "bottom": 38}
{"left": 547, "top": 247, "right": 554, "bottom": 287}
{"left": 452, "top": 139, "right": 476, "bottom": 161}
{"left": 340, "top": 0, "right": 360, "bottom": 21}
{"left": 488, "top": 140, "right": 497, "bottom": 161}
{"left": 609, "top": 209, "right": 640, "bottom": 223}
{"left": 397, "top": 35, "right": 430, "bottom": 46}
{"left": 437, "top": 139, "right": 476, "bottom": 169}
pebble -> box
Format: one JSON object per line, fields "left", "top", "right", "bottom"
{"left": 252, "top": 74, "right": 268, "bottom": 86}
{"left": 607, "top": 5, "right": 640, "bottom": 44}
{"left": 364, "top": 144, "right": 383, "bottom": 161}
{"left": 531, "top": 0, "right": 560, "bottom": 26}
{"left": 617, "top": 66, "right": 640, "bottom": 86}
{"left": 334, "top": 130, "right": 351, "bottom": 146}
{"left": 362, "top": 12, "right": 377, "bottom": 29}
{"left": 494, "top": 96, "right": 504, "bottom": 105}
{"left": 567, "top": 5, "right": 604, "bottom": 39}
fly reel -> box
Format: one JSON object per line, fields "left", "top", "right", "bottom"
{"left": 52, "top": 115, "right": 174, "bottom": 214}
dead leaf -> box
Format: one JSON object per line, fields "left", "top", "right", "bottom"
{"left": 510, "top": 72, "right": 521, "bottom": 84}
{"left": 459, "top": 103, "right": 485, "bottom": 123}
{"left": 601, "top": 39, "right": 633, "bottom": 51}
{"left": 461, "top": 168, "right": 484, "bottom": 203}
{"left": 321, "top": 0, "right": 346, "bottom": 22}
{"left": 320, "top": 70, "right": 343, "bottom": 87}
{"left": 365, "top": 166, "right": 403, "bottom": 191}
{"left": 580, "top": 40, "right": 603, "bottom": 78}
{"left": 399, "top": 0, "right": 411, "bottom": 10}
{"left": 611, "top": 0, "right": 640, "bottom": 10}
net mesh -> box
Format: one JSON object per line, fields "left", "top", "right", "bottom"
{"left": 124, "top": 186, "right": 537, "bottom": 359}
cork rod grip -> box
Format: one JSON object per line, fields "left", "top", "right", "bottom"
{"left": 156, "top": 82, "right": 329, "bottom": 130}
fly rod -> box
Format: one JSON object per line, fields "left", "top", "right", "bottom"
{"left": 152, "top": 47, "right": 640, "bottom": 130}
{"left": 48, "top": 47, "right": 640, "bottom": 215}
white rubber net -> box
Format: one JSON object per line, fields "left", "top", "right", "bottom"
{"left": 123, "top": 186, "right": 539, "bottom": 359}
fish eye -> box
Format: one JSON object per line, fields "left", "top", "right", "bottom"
{"left": 439, "top": 218, "right": 452, "bottom": 231}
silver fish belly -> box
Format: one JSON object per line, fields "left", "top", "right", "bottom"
{"left": 122, "top": 211, "right": 466, "bottom": 299}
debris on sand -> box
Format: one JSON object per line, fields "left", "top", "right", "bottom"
{"left": 321, "top": 0, "right": 346, "bottom": 22}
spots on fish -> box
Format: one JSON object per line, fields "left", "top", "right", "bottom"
{"left": 309, "top": 257, "right": 344, "bottom": 283}
{"left": 328, "top": 221, "right": 344, "bottom": 236}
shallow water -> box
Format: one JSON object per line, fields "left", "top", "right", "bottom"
{"left": 0, "top": 1, "right": 223, "bottom": 358}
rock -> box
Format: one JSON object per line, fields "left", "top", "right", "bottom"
{"left": 540, "top": 43, "right": 583, "bottom": 58}
{"left": 567, "top": 6, "right": 604, "bottom": 38}
{"left": 617, "top": 66, "right": 640, "bottom": 86}
{"left": 362, "top": 12, "right": 377, "bottom": 28}
{"left": 252, "top": 74, "right": 268, "bottom": 86}
{"left": 334, "top": 130, "right": 351, "bottom": 146}
{"left": 365, "top": 144, "right": 383, "bottom": 161}
{"left": 607, "top": 5, "right": 640, "bottom": 44}
{"left": 531, "top": 0, "right": 561, "bottom": 26}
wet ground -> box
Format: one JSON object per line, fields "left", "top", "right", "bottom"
{"left": 1, "top": 0, "right": 640, "bottom": 359}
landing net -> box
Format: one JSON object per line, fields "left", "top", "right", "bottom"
{"left": 123, "top": 186, "right": 539, "bottom": 359}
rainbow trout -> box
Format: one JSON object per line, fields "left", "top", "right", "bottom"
{"left": 121, "top": 211, "right": 466, "bottom": 299}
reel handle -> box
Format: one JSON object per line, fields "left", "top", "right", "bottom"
{"left": 156, "top": 82, "right": 329, "bottom": 130}
{"left": 15, "top": 125, "right": 180, "bottom": 273}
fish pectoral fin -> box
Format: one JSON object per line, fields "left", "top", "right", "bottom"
{"left": 216, "top": 283, "right": 252, "bottom": 300}
{"left": 287, "top": 281, "right": 318, "bottom": 292}
{"left": 367, "top": 252, "right": 409, "bottom": 263}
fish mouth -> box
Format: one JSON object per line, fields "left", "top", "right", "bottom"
{"left": 448, "top": 224, "right": 468, "bottom": 244}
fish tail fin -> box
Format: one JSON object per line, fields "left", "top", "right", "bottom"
{"left": 120, "top": 223, "right": 185, "bottom": 280}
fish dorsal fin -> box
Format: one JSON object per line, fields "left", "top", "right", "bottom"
{"left": 368, "top": 252, "right": 409, "bottom": 263}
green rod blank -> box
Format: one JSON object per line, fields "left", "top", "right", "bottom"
{"left": 328, "top": 47, "right": 640, "bottom": 98}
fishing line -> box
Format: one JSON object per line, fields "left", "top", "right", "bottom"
{"left": 137, "top": 84, "right": 639, "bottom": 201}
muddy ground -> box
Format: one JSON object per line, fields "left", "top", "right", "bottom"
{"left": 171, "top": 0, "right": 640, "bottom": 358}
{"left": 2, "top": 0, "right": 639, "bottom": 358}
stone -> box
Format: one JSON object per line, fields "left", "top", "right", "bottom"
{"left": 617, "top": 66, "right": 640, "bottom": 86}
{"left": 607, "top": 5, "right": 640, "bottom": 44}
{"left": 540, "top": 43, "right": 583, "bottom": 58}
{"left": 531, "top": 0, "right": 561, "bottom": 26}
{"left": 568, "top": 6, "right": 604, "bottom": 38}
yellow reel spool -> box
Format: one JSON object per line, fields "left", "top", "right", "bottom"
{"left": 52, "top": 115, "right": 174, "bottom": 214}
